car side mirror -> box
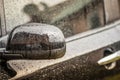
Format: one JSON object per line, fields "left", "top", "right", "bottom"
{"left": 0, "top": 23, "right": 66, "bottom": 60}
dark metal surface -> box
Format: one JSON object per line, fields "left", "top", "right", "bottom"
{"left": 1, "top": 21, "right": 120, "bottom": 80}
{"left": 22, "top": 42, "right": 120, "bottom": 80}
{"left": 3, "top": 42, "right": 120, "bottom": 80}
{"left": 1, "top": 23, "right": 66, "bottom": 60}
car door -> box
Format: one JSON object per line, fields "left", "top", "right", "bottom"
{"left": 1, "top": 0, "right": 120, "bottom": 80}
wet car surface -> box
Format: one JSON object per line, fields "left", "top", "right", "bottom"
{"left": 1, "top": 22, "right": 120, "bottom": 80}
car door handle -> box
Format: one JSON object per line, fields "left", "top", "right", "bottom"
{"left": 98, "top": 50, "right": 120, "bottom": 65}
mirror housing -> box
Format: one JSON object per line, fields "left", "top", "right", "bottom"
{"left": 0, "top": 23, "right": 66, "bottom": 60}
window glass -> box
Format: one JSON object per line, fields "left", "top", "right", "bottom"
{"left": 1, "top": 0, "right": 104, "bottom": 38}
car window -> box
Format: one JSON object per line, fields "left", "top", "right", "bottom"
{"left": 0, "top": 0, "right": 105, "bottom": 38}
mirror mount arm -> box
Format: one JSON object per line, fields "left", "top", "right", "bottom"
{"left": 0, "top": 51, "right": 23, "bottom": 60}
